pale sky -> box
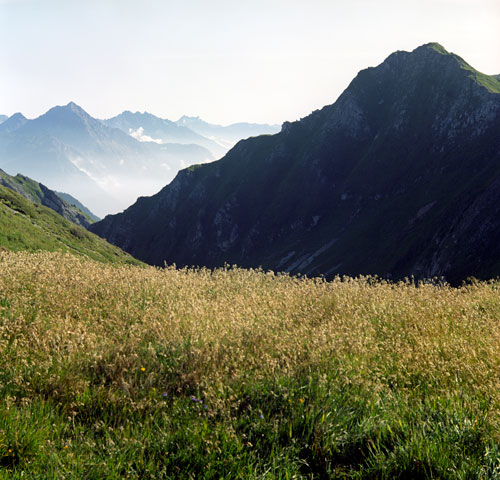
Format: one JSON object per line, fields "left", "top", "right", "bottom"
{"left": 1, "top": 0, "right": 499, "bottom": 125}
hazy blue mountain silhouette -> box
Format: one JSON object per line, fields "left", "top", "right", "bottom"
{"left": 0, "top": 102, "right": 214, "bottom": 216}
{"left": 103, "top": 111, "right": 227, "bottom": 158}
{"left": 176, "top": 115, "right": 280, "bottom": 148}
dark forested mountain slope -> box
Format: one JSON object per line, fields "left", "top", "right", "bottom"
{"left": 90, "top": 43, "right": 500, "bottom": 283}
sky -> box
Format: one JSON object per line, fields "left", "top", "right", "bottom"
{"left": 1, "top": 0, "right": 499, "bottom": 125}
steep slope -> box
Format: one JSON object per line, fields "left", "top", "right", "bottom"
{"left": 103, "top": 111, "right": 226, "bottom": 158}
{"left": 176, "top": 116, "right": 281, "bottom": 148}
{"left": 0, "top": 103, "right": 214, "bottom": 216}
{"left": 0, "top": 115, "right": 7, "bottom": 124}
{"left": 90, "top": 43, "right": 500, "bottom": 284}
{"left": 0, "top": 169, "right": 94, "bottom": 227}
{"left": 0, "top": 185, "right": 140, "bottom": 265}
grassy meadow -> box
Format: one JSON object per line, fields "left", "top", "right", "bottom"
{"left": 1, "top": 250, "right": 500, "bottom": 478}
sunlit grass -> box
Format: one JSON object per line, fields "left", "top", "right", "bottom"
{"left": 1, "top": 250, "right": 500, "bottom": 478}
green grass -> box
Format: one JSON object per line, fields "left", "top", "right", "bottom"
{"left": 0, "top": 185, "right": 141, "bottom": 265}
{"left": 421, "top": 43, "right": 500, "bottom": 93}
{"left": 0, "top": 170, "right": 97, "bottom": 225}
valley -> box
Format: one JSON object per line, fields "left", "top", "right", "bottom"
{"left": 1, "top": 37, "right": 500, "bottom": 479}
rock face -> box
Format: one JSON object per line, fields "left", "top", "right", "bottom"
{"left": 90, "top": 43, "right": 500, "bottom": 284}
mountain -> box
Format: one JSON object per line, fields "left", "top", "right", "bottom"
{"left": 103, "top": 111, "right": 227, "bottom": 158}
{"left": 176, "top": 116, "right": 281, "bottom": 149}
{"left": 0, "top": 184, "right": 140, "bottom": 265}
{"left": 0, "top": 115, "right": 7, "bottom": 124}
{"left": 0, "top": 168, "right": 94, "bottom": 227}
{"left": 56, "top": 191, "right": 100, "bottom": 222}
{"left": 0, "top": 112, "right": 28, "bottom": 133}
{"left": 0, "top": 103, "right": 214, "bottom": 216}
{"left": 89, "top": 43, "right": 500, "bottom": 284}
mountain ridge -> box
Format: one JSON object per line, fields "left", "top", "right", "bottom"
{"left": 0, "top": 168, "right": 95, "bottom": 228}
{"left": 176, "top": 115, "right": 281, "bottom": 146}
{"left": 0, "top": 183, "right": 140, "bottom": 265}
{"left": 0, "top": 102, "right": 214, "bottom": 216}
{"left": 104, "top": 110, "right": 280, "bottom": 158}
{"left": 102, "top": 111, "right": 227, "bottom": 158}
{"left": 90, "top": 43, "right": 500, "bottom": 284}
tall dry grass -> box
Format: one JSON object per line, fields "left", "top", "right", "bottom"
{"left": 1, "top": 250, "right": 499, "bottom": 413}
{"left": 1, "top": 249, "right": 500, "bottom": 477}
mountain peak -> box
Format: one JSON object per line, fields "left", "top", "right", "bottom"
{"left": 0, "top": 112, "right": 28, "bottom": 132}
{"left": 350, "top": 41, "right": 500, "bottom": 100}
{"left": 8, "top": 112, "right": 27, "bottom": 121}
{"left": 64, "top": 101, "right": 90, "bottom": 117}
{"left": 90, "top": 43, "right": 500, "bottom": 284}
{"left": 417, "top": 42, "right": 449, "bottom": 55}
{"left": 37, "top": 102, "right": 96, "bottom": 126}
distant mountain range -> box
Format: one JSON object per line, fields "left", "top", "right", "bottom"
{"left": 0, "top": 115, "right": 8, "bottom": 124}
{"left": 0, "top": 103, "right": 214, "bottom": 216}
{"left": 103, "top": 111, "right": 280, "bottom": 158}
{"left": 0, "top": 168, "right": 96, "bottom": 228}
{"left": 0, "top": 104, "right": 279, "bottom": 217}
{"left": 90, "top": 43, "right": 500, "bottom": 284}
{"left": 102, "top": 111, "right": 228, "bottom": 158}
{"left": 176, "top": 115, "right": 280, "bottom": 148}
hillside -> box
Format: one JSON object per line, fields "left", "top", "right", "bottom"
{"left": 55, "top": 191, "right": 100, "bottom": 222}
{"left": 0, "top": 184, "right": 140, "bottom": 264}
{"left": 90, "top": 43, "right": 500, "bottom": 284}
{"left": 0, "top": 168, "right": 95, "bottom": 227}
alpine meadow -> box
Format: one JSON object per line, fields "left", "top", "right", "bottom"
{"left": 1, "top": 251, "right": 500, "bottom": 478}
{"left": 2, "top": 0, "right": 500, "bottom": 477}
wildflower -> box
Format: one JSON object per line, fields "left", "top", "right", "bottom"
{"left": 140, "top": 367, "right": 146, "bottom": 372}
{"left": 260, "top": 414, "right": 264, "bottom": 420}
{"left": 162, "top": 392, "right": 168, "bottom": 397}
{"left": 298, "top": 398, "right": 304, "bottom": 404}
